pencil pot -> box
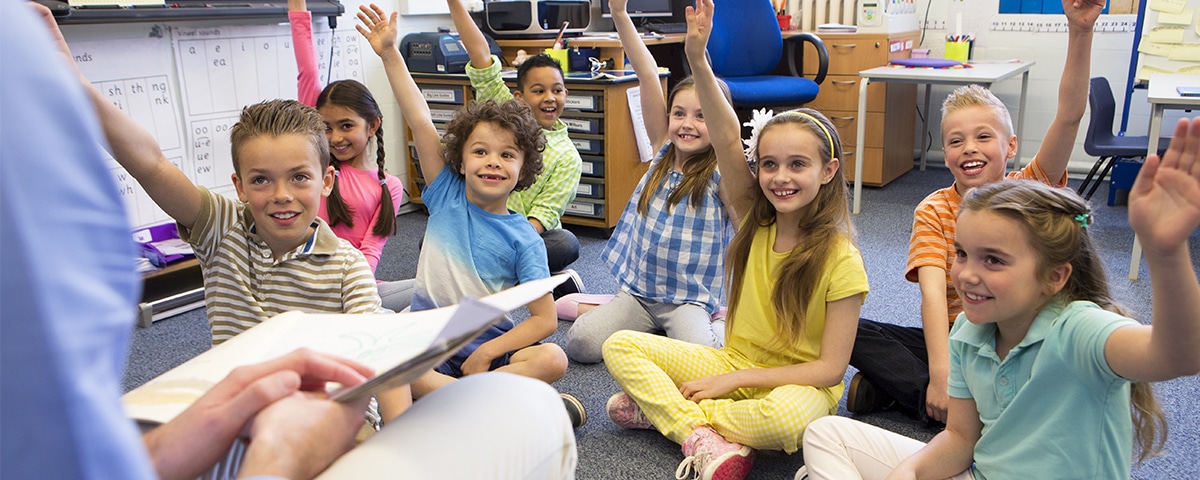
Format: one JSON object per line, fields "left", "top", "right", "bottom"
{"left": 777, "top": 14, "right": 792, "bottom": 31}
{"left": 944, "top": 39, "right": 972, "bottom": 63}
{"left": 544, "top": 48, "right": 570, "bottom": 72}
{"left": 568, "top": 47, "right": 600, "bottom": 72}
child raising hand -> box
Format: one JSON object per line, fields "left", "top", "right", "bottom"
{"left": 801, "top": 119, "right": 1200, "bottom": 479}
{"left": 601, "top": 1, "right": 867, "bottom": 478}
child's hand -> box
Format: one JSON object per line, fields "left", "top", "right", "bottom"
{"left": 355, "top": 4, "right": 398, "bottom": 57}
{"left": 287, "top": 0, "right": 306, "bottom": 12}
{"left": 1129, "top": 117, "right": 1200, "bottom": 257}
{"left": 608, "top": 0, "right": 627, "bottom": 14}
{"left": 678, "top": 372, "right": 739, "bottom": 402}
{"left": 683, "top": 0, "right": 715, "bottom": 61}
{"left": 1063, "top": 0, "right": 1103, "bottom": 30}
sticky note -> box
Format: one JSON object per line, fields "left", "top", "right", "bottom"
{"left": 1139, "top": 42, "right": 1174, "bottom": 57}
{"left": 1156, "top": 9, "right": 1192, "bottom": 25}
{"left": 1168, "top": 44, "right": 1200, "bottom": 62}
{"left": 1150, "top": 0, "right": 1186, "bottom": 15}
{"left": 1147, "top": 26, "right": 1186, "bottom": 44}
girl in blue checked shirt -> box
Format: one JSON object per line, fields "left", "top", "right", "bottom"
{"left": 600, "top": 2, "right": 867, "bottom": 479}
{"left": 560, "top": 0, "right": 737, "bottom": 365}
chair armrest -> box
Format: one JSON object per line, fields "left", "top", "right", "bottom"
{"left": 784, "top": 32, "right": 828, "bottom": 85}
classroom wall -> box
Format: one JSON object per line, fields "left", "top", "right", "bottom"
{"left": 58, "top": 0, "right": 455, "bottom": 229}
{"left": 901, "top": 0, "right": 1190, "bottom": 172}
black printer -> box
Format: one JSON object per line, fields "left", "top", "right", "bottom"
{"left": 400, "top": 28, "right": 502, "bottom": 74}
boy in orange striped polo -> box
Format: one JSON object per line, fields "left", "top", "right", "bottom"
{"left": 846, "top": 0, "right": 1105, "bottom": 424}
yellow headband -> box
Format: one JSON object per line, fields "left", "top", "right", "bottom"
{"left": 775, "top": 110, "right": 836, "bottom": 158}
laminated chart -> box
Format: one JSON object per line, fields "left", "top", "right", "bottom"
{"left": 70, "top": 29, "right": 184, "bottom": 229}
{"left": 172, "top": 22, "right": 365, "bottom": 201}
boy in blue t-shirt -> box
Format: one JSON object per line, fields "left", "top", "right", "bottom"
{"left": 359, "top": 5, "right": 573, "bottom": 405}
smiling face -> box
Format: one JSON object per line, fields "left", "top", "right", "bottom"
{"left": 942, "top": 105, "right": 1018, "bottom": 192}
{"left": 317, "top": 104, "right": 379, "bottom": 167}
{"left": 459, "top": 121, "right": 525, "bottom": 213}
{"left": 951, "top": 209, "right": 1064, "bottom": 332}
{"left": 755, "top": 123, "right": 838, "bottom": 222}
{"left": 232, "top": 134, "right": 334, "bottom": 258}
{"left": 667, "top": 88, "right": 711, "bottom": 159}
{"left": 514, "top": 65, "right": 567, "bottom": 129}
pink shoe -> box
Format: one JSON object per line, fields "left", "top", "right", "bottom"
{"left": 675, "top": 426, "right": 755, "bottom": 480}
{"left": 554, "top": 293, "right": 615, "bottom": 321}
{"left": 605, "top": 392, "right": 655, "bottom": 430}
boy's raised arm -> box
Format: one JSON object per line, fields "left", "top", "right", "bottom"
{"left": 33, "top": 2, "right": 203, "bottom": 228}
{"left": 684, "top": 0, "right": 754, "bottom": 227}
{"left": 446, "top": 0, "right": 495, "bottom": 69}
{"left": 611, "top": 0, "right": 669, "bottom": 145}
{"left": 1032, "top": 0, "right": 1102, "bottom": 181}
{"left": 357, "top": 4, "right": 445, "bottom": 184}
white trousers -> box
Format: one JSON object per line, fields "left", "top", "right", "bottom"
{"left": 801, "top": 416, "right": 973, "bottom": 480}
{"left": 198, "top": 372, "right": 576, "bottom": 480}
{"left": 318, "top": 372, "right": 577, "bottom": 479}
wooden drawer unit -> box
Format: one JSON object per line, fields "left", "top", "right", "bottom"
{"left": 405, "top": 73, "right": 661, "bottom": 229}
{"left": 799, "top": 31, "right": 918, "bottom": 187}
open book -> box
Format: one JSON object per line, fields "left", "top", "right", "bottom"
{"left": 122, "top": 274, "right": 567, "bottom": 425}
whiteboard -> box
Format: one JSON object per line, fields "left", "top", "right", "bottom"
{"left": 1134, "top": 0, "right": 1200, "bottom": 82}
{"left": 67, "top": 20, "right": 365, "bottom": 229}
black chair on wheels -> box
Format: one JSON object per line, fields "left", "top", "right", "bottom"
{"left": 1077, "top": 76, "right": 1169, "bottom": 202}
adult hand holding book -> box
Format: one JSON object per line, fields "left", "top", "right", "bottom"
{"left": 123, "top": 274, "right": 569, "bottom": 425}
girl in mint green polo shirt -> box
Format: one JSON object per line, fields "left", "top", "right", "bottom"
{"left": 799, "top": 117, "right": 1200, "bottom": 480}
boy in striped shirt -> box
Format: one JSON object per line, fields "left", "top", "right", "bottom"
{"left": 89, "top": 96, "right": 410, "bottom": 421}
{"left": 847, "top": 0, "right": 1104, "bottom": 425}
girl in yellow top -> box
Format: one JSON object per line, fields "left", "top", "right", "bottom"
{"left": 600, "top": 2, "right": 867, "bottom": 479}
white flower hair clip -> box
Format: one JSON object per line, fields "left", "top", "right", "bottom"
{"left": 742, "top": 107, "right": 775, "bottom": 172}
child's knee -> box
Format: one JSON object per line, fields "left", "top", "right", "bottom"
{"left": 598, "top": 330, "right": 641, "bottom": 361}
{"left": 565, "top": 327, "right": 607, "bottom": 364}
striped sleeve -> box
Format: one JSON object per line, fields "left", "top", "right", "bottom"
{"left": 1011, "top": 154, "right": 1069, "bottom": 187}
{"left": 340, "top": 246, "right": 386, "bottom": 314}
{"left": 905, "top": 193, "right": 955, "bottom": 283}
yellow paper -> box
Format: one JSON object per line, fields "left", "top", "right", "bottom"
{"left": 1180, "top": 65, "right": 1200, "bottom": 74}
{"left": 1168, "top": 44, "right": 1200, "bottom": 62}
{"left": 1137, "top": 65, "right": 1176, "bottom": 83}
{"left": 1139, "top": 42, "right": 1175, "bottom": 57}
{"left": 1148, "top": 26, "right": 1186, "bottom": 44}
{"left": 1157, "top": 9, "right": 1192, "bottom": 25}
{"left": 1150, "top": 0, "right": 1186, "bottom": 15}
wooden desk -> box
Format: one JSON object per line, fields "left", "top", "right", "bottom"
{"left": 852, "top": 60, "right": 1035, "bottom": 213}
{"left": 405, "top": 72, "right": 666, "bottom": 230}
{"left": 1128, "top": 74, "right": 1200, "bottom": 280}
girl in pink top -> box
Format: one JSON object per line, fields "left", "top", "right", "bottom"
{"left": 290, "top": 0, "right": 403, "bottom": 274}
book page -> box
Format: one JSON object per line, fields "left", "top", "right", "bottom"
{"left": 122, "top": 274, "right": 567, "bottom": 425}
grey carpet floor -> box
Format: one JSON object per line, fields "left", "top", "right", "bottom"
{"left": 125, "top": 165, "right": 1200, "bottom": 478}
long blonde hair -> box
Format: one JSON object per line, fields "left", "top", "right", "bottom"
{"left": 960, "top": 180, "right": 1167, "bottom": 462}
{"left": 635, "top": 77, "right": 733, "bottom": 216}
{"left": 724, "top": 108, "right": 855, "bottom": 347}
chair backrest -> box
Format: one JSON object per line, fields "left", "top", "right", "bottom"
{"left": 708, "top": 0, "right": 783, "bottom": 78}
{"left": 1085, "top": 77, "right": 1118, "bottom": 151}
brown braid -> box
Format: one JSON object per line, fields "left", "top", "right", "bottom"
{"left": 373, "top": 126, "right": 397, "bottom": 236}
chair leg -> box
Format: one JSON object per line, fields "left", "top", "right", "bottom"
{"left": 1085, "top": 156, "right": 1120, "bottom": 202}
{"left": 1076, "top": 156, "right": 1110, "bottom": 198}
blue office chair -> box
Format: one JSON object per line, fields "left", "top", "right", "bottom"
{"left": 1077, "top": 76, "right": 1169, "bottom": 203}
{"left": 707, "top": 0, "right": 828, "bottom": 109}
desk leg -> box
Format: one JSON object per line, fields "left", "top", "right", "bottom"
{"left": 1012, "top": 70, "right": 1030, "bottom": 170}
{"left": 920, "top": 84, "right": 932, "bottom": 171}
{"left": 854, "top": 77, "right": 869, "bottom": 214}
{"left": 1130, "top": 105, "right": 1166, "bottom": 280}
